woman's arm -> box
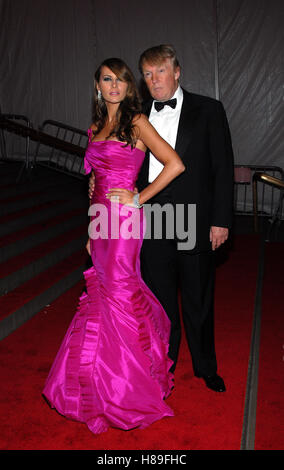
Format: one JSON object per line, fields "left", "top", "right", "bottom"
{"left": 106, "top": 114, "right": 185, "bottom": 206}
{"left": 135, "top": 114, "right": 185, "bottom": 204}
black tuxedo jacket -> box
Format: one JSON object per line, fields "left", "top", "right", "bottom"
{"left": 137, "top": 89, "right": 234, "bottom": 253}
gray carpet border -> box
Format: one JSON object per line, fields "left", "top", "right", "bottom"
{"left": 240, "top": 235, "right": 265, "bottom": 450}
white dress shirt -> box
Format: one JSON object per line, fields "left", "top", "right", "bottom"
{"left": 148, "top": 85, "right": 183, "bottom": 182}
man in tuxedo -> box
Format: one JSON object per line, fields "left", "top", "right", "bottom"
{"left": 89, "top": 45, "right": 234, "bottom": 392}
{"left": 136, "top": 45, "right": 234, "bottom": 392}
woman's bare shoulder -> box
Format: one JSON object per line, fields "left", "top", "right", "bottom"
{"left": 132, "top": 113, "right": 149, "bottom": 125}
{"left": 90, "top": 123, "right": 98, "bottom": 131}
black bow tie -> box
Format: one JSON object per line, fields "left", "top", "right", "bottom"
{"left": 154, "top": 98, "right": 177, "bottom": 112}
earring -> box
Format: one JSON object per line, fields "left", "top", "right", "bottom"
{"left": 98, "top": 90, "right": 102, "bottom": 101}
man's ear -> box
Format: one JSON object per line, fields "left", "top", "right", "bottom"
{"left": 174, "top": 66, "right": 181, "bottom": 81}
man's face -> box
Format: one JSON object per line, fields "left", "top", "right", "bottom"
{"left": 141, "top": 58, "right": 180, "bottom": 102}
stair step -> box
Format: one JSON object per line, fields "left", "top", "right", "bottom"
{"left": 0, "top": 204, "right": 84, "bottom": 239}
{"left": 0, "top": 192, "right": 69, "bottom": 217}
{"left": 0, "top": 235, "right": 86, "bottom": 295}
{"left": 0, "top": 163, "right": 90, "bottom": 340}
{"left": 0, "top": 212, "right": 88, "bottom": 263}
{"left": 0, "top": 264, "right": 86, "bottom": 341}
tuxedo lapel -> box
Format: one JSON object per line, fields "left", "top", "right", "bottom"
{"left": 143, "top": 100, "right": 153, "bottom": 117}
{"left": 144, "top": 100, "right": 152, "bottom": 160}
{"left": 137, "top": 100, "right": 153, "bottom": 189}
{"left": 174, "top": 90, "right": 196, "bottom": 159}
{"left": 137, "top": 100, "right": 153, "bottom": 190}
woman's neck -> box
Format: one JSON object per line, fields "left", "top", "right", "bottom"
{"left": 105, "top": 102, "right": 119, "bottom": 123}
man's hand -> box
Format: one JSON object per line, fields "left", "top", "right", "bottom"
{"left": 210, "top": 226, "right": 229, "bottom": 250}
{"left": 88, "top": 171, "right": 95, "bottom": 200}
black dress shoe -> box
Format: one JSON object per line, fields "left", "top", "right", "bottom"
{"left": 201, "top": 374, "right": 226, "bottom": 392}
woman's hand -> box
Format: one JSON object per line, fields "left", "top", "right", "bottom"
{"left": 86, "top": 238, "right": 91, "bottom": 255}
{"left": 88, "top": 172, "right": 95, "bottom": 200}
{"left": 106, "top": 188, "right": 136, "bottom": 207}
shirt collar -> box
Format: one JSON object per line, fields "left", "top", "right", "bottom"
{"left": 171, "top": 85, "right": 183, "bottom": 106}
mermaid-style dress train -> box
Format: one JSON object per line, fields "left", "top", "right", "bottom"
{"left": 43, "top": 134, "right": 174, "bottom": 434}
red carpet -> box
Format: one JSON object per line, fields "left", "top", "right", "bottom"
{"left": 0, "top": 234, "right": 260, "bottom": 450}
{"left": 254, "top": 242, "right": 284, "bottom": 450}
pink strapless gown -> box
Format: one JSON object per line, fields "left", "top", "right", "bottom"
{"left": 42, "top": 134, "right": 174, "bottom": 434}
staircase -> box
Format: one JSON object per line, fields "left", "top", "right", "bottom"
{"left": 0, "top": 162, "right": 90, "bottom": 340}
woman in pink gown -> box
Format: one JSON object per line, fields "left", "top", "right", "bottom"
{"left": 43, "top": 58, "right": 185, "bottom": 434}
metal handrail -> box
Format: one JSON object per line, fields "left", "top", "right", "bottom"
{"left": 33, "top": 119, "right": 88, "bottom": 178}
{"left": 0, "top": 115, "right": 88, "bottom": 179}
{"left": 234, "top": 164, "right": 284, "bottom": 220}
{"left": 253, "top": 172, "right": 284, "bottom": 234}
{"left": 253, "top": 173, "right": 284, "bottom": 190}
{"left": 0, "top": 114, "right": 32, "bottom": 181}
{"left": 0, "top": 116, "right": 86, "bottom": 156}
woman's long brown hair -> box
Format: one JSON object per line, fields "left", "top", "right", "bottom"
{"left": 92, "top": 58, "right": 142, "bottom": 148}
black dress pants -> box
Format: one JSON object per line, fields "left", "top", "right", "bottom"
{"left": 140, "top": 237, "right": 217, "bottom": 377}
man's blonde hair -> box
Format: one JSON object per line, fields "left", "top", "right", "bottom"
{"left": 139, "top": 44, "right": 180, "bottom": 73}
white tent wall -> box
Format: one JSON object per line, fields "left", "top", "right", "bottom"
{"left": 0, "top": 0, "right": 96, "bottom": 130}
{"left": 1, "top": 0, "right": 283, "bottom": 208}
{"left": 217, "top": 0, "right": 284, "bottom": 167}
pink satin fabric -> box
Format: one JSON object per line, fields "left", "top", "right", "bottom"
{"left": 42, "top": 134, "right": 174, "bottom": 434}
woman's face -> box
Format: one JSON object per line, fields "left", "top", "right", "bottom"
{"left": 97, "top": 66, "right": 128, "bottom": 104}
